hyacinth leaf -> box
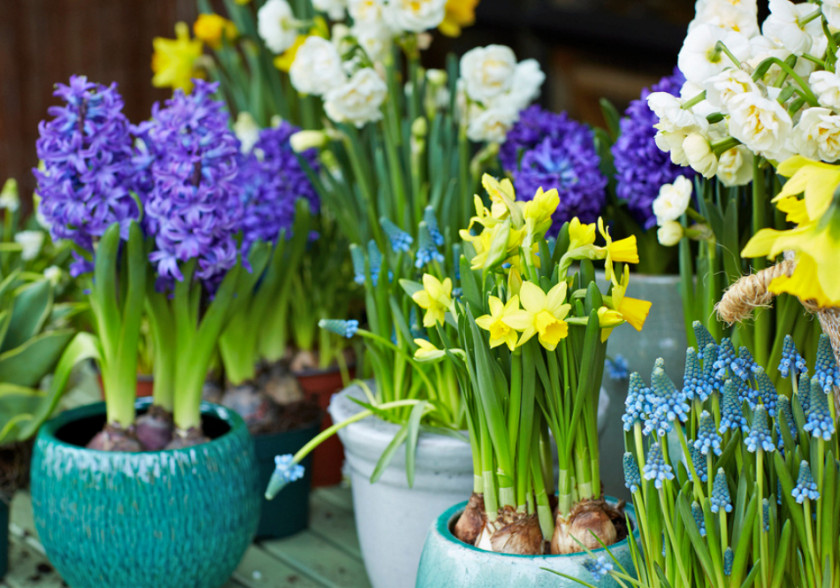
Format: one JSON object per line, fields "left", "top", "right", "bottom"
{"left": 731, "top": 471, "right": 750, "bottom": 547}
{"left": 700, "top": 496, "right": 723, "bottom": 573}
{"left": 599, "top": 97, "right": 622, "bottom": 142}
{"left": 3, "top": 280, "right": 52, "bottom": 352}
{"left": 370, "top": 420, "right": 410, "bottom": 485}
{"left": 399, "top": 279, "right": 423, "bottom": 299}
{"left": 0, "top": 311, "right": 11, "bottom": 356}
{"left": 389, "top": 297, "right": 414, "bottom": 348}
{"left": 773, "top": 450, "right": 808, "bottom": 552}
{"left": 0, "top": 384, "right": 45, "bottom": 421}
{"left": 716, "top": 426, "right": 743, "bottom": 471}
{"left": 404, "top": 401, "right": 430, "bottom": 488}
{"left": 777, "top": 402, "right": 798, "bottom": 452}
{"left": 91, "top": 223, "right": 121, "bottom": 358}
{"left": 769, "top": 522, "right": 793, "bottom": 588}
{"left": 819, "top": 451, "right": 837, "bottom": 553}
{"left": 730, "top": 490, "right": 758, "bottom": 585}
{"left": 676, "top": 492, "right": 716, "bottom": 579}
{"left": 0, "top": 329, "right": 74, "bottom": 387}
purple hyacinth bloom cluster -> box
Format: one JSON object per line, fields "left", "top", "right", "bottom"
{"left": 238, "top": 122, "right": 320, "bottom": 255}
{"left": 140, "top": 81, "right": 243, "bottom": 289}
{"left": 500, "top": 106, "right": 606, "bottom": 233}
{"left": 34, "top": 76, "right": 142, "bottom": 275}
{"left": 611, "top": 69, "right": 694, "bottom": 229}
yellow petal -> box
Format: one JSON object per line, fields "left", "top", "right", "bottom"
{"left": 487, "top": 296, "right": 504, "bottom": 317}
{"left": 619, "top": 296, "right": 652, "bottom": 331}
{"left": 475, "top": 314, "right": 495, "bottom": 330}
{"left": 412, "top": 290, "right": 431, "bottom": 309}
{"left": 519, "top": 281, "right": 546, "bottom": 312}
{"left": 609, "top": 235, "right": 640, "bottom": 264}
{"left": 501, "top": 310, "right": 532, "bottom": 331}
{"left": 546, "top": 282, "right": 568, "bottom": 316}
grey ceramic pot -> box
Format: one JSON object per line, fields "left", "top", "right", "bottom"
{"left": 30, "top": 398, "right": 260, "bottom": 588}
{"left": 329, "top": 384, "right": 474, "bottom": 588}
{"left": 599, "top": 272, "right": 687, "bottom": 499}
{"left": 416, "top": 499, "right": 638, "bottom": 587}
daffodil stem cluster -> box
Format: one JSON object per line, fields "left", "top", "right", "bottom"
{"left": 618, "top": 327, "right": 840, "bottom": 588}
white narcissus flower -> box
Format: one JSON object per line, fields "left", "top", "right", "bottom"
{"left": 324, "top": 68, "right": 388, "bottom": 127}
{"left": 716, "top": 145, "right": 754, "bottom": 186}
{"left": 704, "top": 68, "right": 759, "bottom": 109}
{"left": 793, "top": 107, "right": 840, "bottom": 162}
{"left": 692, "top": 0, "right": 759, "bottom": 37}
{"left": 290, "top": 37, "right": 346, "bottom": 96}
{"left": 257, "top": 0, "right": 299, "bottom": 54}
{"left": 824, "top": 0, "right": 840, "bottom": 30}
{"left": 233, "top": 112, "right": 260, "bottom": 154}
{"left": 648, "top": 92, "right": 708, "bottom": 166}
{"left": 466, "top": 104, "right": 519, "bottom": 143}
{"left": 677, "top": 24, "right": 752, "bottom": 84}
{"left": 657, "top": 221, "right": 684, "bottom": 247}
{"left": 726, "top": 92, "right": 793, "bottom": 160}
{"left": 290, "top": 130, "right": 329, "bottom": 152}
{"left": 354, "top": 23, "right": 392, "bottom": 64}
{"left": 15, "top": 231, "right": 44, "bottom": 261}
{"left": 762, "top": 0, "right": 823, "bottom": 56}
{"left": 682, "top": 133, "right": 718, "bottom": 178}
{"left": 381, "top": 0, "right": 446, "bottom": 33}
{"left": 810, "top": 71, "right": 840, "bottom": 110}
{"left": 313, "top": 0, "right": 347, "bottom": 20}
{"left": 652, "top": 176, "right": 693, "bottom": 225}
{"left": 460, "top": 45, "right": 517, "bottom": 103}
{"left": 495, "top": 59, "right": 545, "bottom": 112}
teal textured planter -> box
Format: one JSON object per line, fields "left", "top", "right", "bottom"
{"left": 254, "top": 415, "right": 320, "bottom": 539}
{"left": 416, "top": 500, "right": 638, "bottom": 588}
{"left": 0, "top": 498, "right": 7, "bottom": 580}
{"left": 30, "top": 398, "right": 260, "bottom": 588}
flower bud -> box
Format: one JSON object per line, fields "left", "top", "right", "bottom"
{"left": 682, "top": 133, "right": 717, "bottom": 178}
{"left": 290, "top": 130, "right": 328, "bottom": 152}
{"left": 426, "top": 68, "right": 447, "bottom": 86}
{"left": 657, "top": 220, "right": 683, "bottom": 247}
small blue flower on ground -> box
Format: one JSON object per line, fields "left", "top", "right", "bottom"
{"left": 791, "top": 461, "right": 820, "bottom": 503}
{"left": 642, "top": 442, "right": 674, "bottom": 489}
{"left": 319, "top": 319, "right": 359, "bottom": 339}
{"left": 694, "top": 410, "right": 722, "bottom": 456}
{"left": 606, "top": 355, "right": 629, "bottom": 380}
{"left": 265, "top": 454, "right": 305, "bottom": 499}
{"left": 711, "top": 469, "right": 732, "bottom": 513}
{"left": 744, "top": 405, "right": 775, "bottom": 453}
{"left": 623, "top": 452, "right": 641, "bottom": 493}
{"left": 582, "top": 555, "right": 614, "bottom": 582}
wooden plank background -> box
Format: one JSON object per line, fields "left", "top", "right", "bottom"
{"left": 0, "top": 0, "right": 199, "bottom": 206}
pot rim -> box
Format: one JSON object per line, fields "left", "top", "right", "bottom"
{"left": 435, "top": 498, "right": 639, "bottom": 560}
{"left": 37, "top": 396, "right": 248, "bottom": 456}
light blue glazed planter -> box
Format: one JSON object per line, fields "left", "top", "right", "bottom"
{"left": 30, "top": 398, "right": 260, "bottom": 588}
{"left": 416, "top": 500, "right": 638, "bottom": 588}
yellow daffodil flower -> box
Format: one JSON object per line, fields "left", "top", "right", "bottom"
{"left": 412, "top": 274, "right": 453, "bottom": 327}
{"left": 482, "top": 174, "right": 522, "bottom": 227}
{"left": 597, "top": 218, "right": 639, "bottom": 284}
{"left": 742, "top": 210, "right": 840, "bottom": 307}
{"left": 568, "top": 217, "right": 596, "bottom": 250}
{"left": 439, "top": 0, "right": 479, "bottom": 37}
{"left": 523, "top": 187, "right": 559, "bottom": 243}
{"left": 775, "top": 156, "right": 840, "bottom": 221}
{"left": 152, "top": 22, "right": 205, "bottom": 93}
{"left": 274, "top": 34, "right": 308, "bottom": 72}
{"left": 502, "top": 281, "right": 571, "bottom": 351}
{"left": 600, "top": 266, "right": 651, "bottom": 341}
{"left": 193, "top": 13, "right": 237, "bottom": 50}
{"left": 597, "top": 307, "right": 624, "bottom": 342}
{"left": 475, "top": 295, "right": 521, "bottom": 350}
{"left": 775, "top": 196, "right": 810, "bottom": 225}
{"left": 414, "top": 339, "right": 445, "bottom": 362}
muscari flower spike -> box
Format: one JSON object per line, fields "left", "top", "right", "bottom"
{"left": 815, "top": 334, "right": 840, "bottom": 394}
{"left": 623, "top": 371, "right": 650, "bottom": 431}
{"left": 803, "top": 375, "right": 834, "bottom": 441}
{"left": 415, "top": 222, "right": 444, "bottom": 269}
{"left": 367, "top": 240, "right": 383, "bottom": 286}
{"left": 690, "top": 444, "right": 708, "bottom": 483}
{"left": 779, "top": 334, "right": 807, "bottom": 378}
{"left": 776, "top": 394, "right": 797, "bottom": 445}
{"left": 691, "top": 500, "right": 706, "bottom": 537}
{"left": 694, "top": 410, "right": 722, "bottom": 456}
{"left": 755, "top": 367, "right": 778, "bottom": 417}
{"left": 791, "top": 461, "right": 820, "bottom": 503}
{"left": 351, "top": 244, "right": 366, "bottom": 285}
{"left": 381, "top": 218, "right": 413, "bottom": 253}
{"left": 265, "top": 454, "right": 305, "bottom": 499}
{"left": 693, "top": 321, "right": 715, "bottom": 360}
{"left": 733, "top": 346, "right": 759, "bottom": 381}
{"left": 645, "top": 366, "right": 690, "bottom": 437}
{"left": 623, "top": 452, "right": 641, "bottom": 493}
{"left": 702, "top": 343, "right": 722, "bottom": 394}
{"left": 719, "top": 379, "right": 748, "bottom": 434}
{"left": 319, "top": 319, "right": 359, "bottom": 339}
{"left": 452, "top": 244, "right": 462, "bottom": 281}
{"left": 642, "top": 441, "right": 675, "bottom": 489}
{"left": 762, "top": 498, "right": 770, "bottom": 533}
{"left": 683, "top": 347, "right": 711, "bottom": 402}
{"left": 423, "top": 206, "right": 444, "bottom": 246}
{"left": 582, "top": 555, "right": 614, "bottom": 582}
{"left": 798, "top": 373, "right": 812, "bottom": 416}
{"left": 711, "top": 468, "right": 732, "bottom": 513}
{"left": 714, "top": 338, "right": 737, "bottom": 381}
{"left": 606, "top": 355, "right": 629, "bottom": 381}
{"left": 723, "top": 547, "right": 734, "bottom": 577}
{"left": 744, "top": 405, "right": 775, "bottom": 453}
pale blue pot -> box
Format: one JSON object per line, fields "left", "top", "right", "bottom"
{"left": 416, "top": 500, "right": 638, "bottom": 588}
{"left": 30, "top": 398, "right": 260, "bottom": 588}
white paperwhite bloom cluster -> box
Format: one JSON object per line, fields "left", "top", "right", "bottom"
{"left": 652, "top": 176, "right": 692, "bottom": 246}
{"left": 457, "top": 45, "right": 545, "bottom": 142}
{"left": 257, "top": 0, "right": 299, "bottom": 54}
{"left": 650, "top": 0, "right": 840, "bottom": 184}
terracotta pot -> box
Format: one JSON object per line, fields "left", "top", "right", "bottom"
{"left": 96, "top": 373, "right": 154, "bottom": 399}
{"left": 294, "top": 365, "right": 355, "bottom": 487}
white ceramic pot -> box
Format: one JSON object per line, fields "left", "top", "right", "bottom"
{"left": 328, "top": 385, "right": 474, "bottom": 588}
{"left": 599, "top": 272, "right": 687, "bottom": 499}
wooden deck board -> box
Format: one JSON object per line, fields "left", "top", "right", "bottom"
{"left": 2, "top": 487, "right": 369, "bottom": 588}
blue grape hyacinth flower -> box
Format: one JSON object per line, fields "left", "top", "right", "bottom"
{"left": 265, "top": 454, "right": 305, "bottom": 499}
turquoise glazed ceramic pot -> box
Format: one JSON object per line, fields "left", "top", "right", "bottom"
{"left": 254, "top": 415, "right": 319, "bottom": 539}
{"left": 30, "top": 398, "right": 260, "bottom": 588}
{"left": 416, "top": 500, "right": 638, "bottom": 588}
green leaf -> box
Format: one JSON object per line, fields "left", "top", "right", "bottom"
{"left": 599, "top": 98, "right": 621, "bottom": 141}
{"left": 404, "top": 400, "right": 428, "bottom": 487}
{"left": 0, "top": 329, "right": 74, "bottom": 387}
{"left": 3, "top": 280, "right": 52, "bottom": 352}
{"left": 370, "top": 422, "right": 409, "bottom": 484}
